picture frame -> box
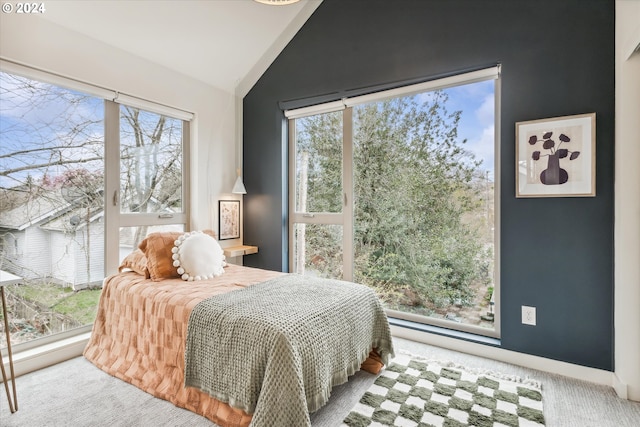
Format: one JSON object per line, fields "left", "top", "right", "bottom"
{"left": 218, "top": 200, "right": 240, "bottom": 240}
{"left": 516, "top": 112, "right": 596, "bottom": 198}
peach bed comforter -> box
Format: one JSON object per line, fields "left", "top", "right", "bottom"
{"left": 83, "top": 264, "right": 384, "bottom": 427}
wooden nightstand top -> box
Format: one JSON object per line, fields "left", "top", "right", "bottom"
{"left": 223, "top": 245, "right": 258, "bottom": 258}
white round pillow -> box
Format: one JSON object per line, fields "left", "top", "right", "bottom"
{"left": 171, "top": 231, "right": 225, "bottom": 281}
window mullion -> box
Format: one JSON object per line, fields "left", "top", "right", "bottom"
{"left": 118, "top": 213, "right": 188, "bottom": 227}
{"left": 182, "top": 121, "right": 191, "bottom": 231}
{"left": 289, "top": 212, "right": 342, "bottom": 224}
{"left": 104, "top": 100, "right": 120, "bottom": 277}
{"left": 288, "top": 119, "right": 296, "bottom": 271}
{"left": 343, "top": 107, "right": 354, "bottom": 282}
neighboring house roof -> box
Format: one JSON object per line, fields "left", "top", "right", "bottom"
{"left": 39, "top": 205, "right": 103, "bottom": 232}
{"left": 0, "top": 187, "right": 174, "bottom": 232}
{"left": 0, "top": 189, "right": 76, "bottom": 231}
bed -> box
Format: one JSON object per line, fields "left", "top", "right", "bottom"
{"left": 83, "top": 231, "right": 394, "bottom": 427}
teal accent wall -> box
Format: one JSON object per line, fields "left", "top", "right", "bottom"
{"left": 243, "top": 0, "right": 614, "bottom": 370}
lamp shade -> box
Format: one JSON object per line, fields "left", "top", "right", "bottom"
{"left": 232, "top": 169, "right": 247, "bottom": 194}
{"left": 232, "top": 176, "right": 247, "bottom": 194}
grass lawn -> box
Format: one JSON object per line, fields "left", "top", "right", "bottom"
{"left": 8, "top": 281, "right": 102, "bottom": 326}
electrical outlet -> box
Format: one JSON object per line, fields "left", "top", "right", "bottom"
{"left": 522, "top": 305, "right": 536, "bottom": 326}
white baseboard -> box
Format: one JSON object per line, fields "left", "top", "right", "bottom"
{"left": 391, "top": 325, "right": 615, "bottom": 389}
{"left": 613, "top": 373, "right": 629, "bottom": 399}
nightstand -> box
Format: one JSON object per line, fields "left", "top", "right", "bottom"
{"left": 223, "top": 245, "right": 258, "bottom": 258}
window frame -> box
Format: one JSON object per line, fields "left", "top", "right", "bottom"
{"left": 104, "top": 101, "right": 191, "bottom": 276}
{"left": 287, "top": 67, "right": 501, "bottom": 338}
{"left": 288, "top": 109, "right": 354, "bottom": 279}
{"left": 0, "top": 61, "right": 193, "bottom": 352}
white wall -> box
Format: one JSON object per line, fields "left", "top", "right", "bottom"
{"left": 615, "top": 0, "right": 640, "bottom": 402}
{"left": 0, "top": 15, "right": 238, "bottom": 235}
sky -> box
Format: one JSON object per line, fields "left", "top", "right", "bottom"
{"left": 0, "top": 71, "right": 180, "bottom": 192}
{"left": 0, "top": 71, "right": 104, "bottom": 189}
{"left": 440, "top": 79, "right": 496, "bottom": 181}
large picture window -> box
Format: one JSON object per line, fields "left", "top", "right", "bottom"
{"left": 0, "top": 67, "right": 191, "bottom": 350}
{"left": 288, "top": 67, "right": 500, "bottom": 337}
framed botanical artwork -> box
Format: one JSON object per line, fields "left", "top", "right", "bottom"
{"left": 218, "top": 200, "right": 240, "bottom": 240}
{"left": 516, "top": 112, "right": 596, "bottom": 197}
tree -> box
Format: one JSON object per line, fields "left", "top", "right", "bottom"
{"left": 0, "top": 72, "right": 183, "bottom": 249}
{"left": 0, "top": 73, "right": 103, "bottom": 185}
{"left": 298, "top": 91, "right": 490, "bottom": 311}
{"left": 119, "top": 106, "right": 183, "bottom": 246}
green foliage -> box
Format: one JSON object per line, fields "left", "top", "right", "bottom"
{"left": 295, "top": 111, "right": 343, "bottom": 213}
{"left": 8, "top": 281, "right": 101, "bottom": 326}
{"left": 298, "top": 91, "right": 491, "bottom": 314}
{"left": 52, "top": 288, "right": 102, "bottom": 325}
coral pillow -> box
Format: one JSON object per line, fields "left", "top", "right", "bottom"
{"left": 172, "top": 231, "right": 225, "bottom": 281}
{"left": 118, "top": 249, "right": 150, "bottom": 279}
{"left": 138, "top": 232, "right": 182, "bottom": 280}
{"left": 138, "top": 229, "right": 217, "bottom": 281}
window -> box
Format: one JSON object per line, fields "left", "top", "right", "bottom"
{"left": 288, "top": 67, "right": 500, "bottom": 337}
{"left": 290, "top": 110, "right": 345, "bottom": 280}
{"left": 106, "top": 103, "right": 190, "bottom": 270}
{"left": 0, "top": 67, "right": 191, "bottom": 350}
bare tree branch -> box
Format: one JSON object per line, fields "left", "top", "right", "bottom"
{"left": 0, "top": 141, "right": 103, "bottom": 160}
{"left": 0, "top": 157, "right": 103, "bottom": 176}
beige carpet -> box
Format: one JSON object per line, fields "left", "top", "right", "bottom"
{"left": 1, "top": 337, "right": 639, "bottom": 426}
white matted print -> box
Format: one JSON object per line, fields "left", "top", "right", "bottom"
{"left": 516, "top": 112, "right": 595, "bottom": 197}
{"left": 218, "top": 200, "right": 240, "bottom": 240}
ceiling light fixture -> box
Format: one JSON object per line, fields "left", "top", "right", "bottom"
{"left": 254, "top": 0, "right": 301, "bottom": 5}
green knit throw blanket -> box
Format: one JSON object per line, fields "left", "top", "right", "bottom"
{"left": 185, "top": 274, "right": 394, "bottom": 427}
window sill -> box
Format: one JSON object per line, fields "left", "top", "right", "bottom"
{"left": 388, "top": 317, "right": 501, "bottom": 347}
{"left": 2, "top": 332, "right": 90, "bottom": 378}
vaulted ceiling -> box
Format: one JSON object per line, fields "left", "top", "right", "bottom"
{"left": 39, "top": 0, "right": 322, "bottom": 96}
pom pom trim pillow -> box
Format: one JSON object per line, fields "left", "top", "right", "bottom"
{"left": 172, "top": 231, "right": 225, "bottom": 281}
{"left": 138, "top": 229, "right": 218, "bottom": 281}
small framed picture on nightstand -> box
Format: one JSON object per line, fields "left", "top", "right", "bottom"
{"left": 218, "top": 200, "right": 240, "bottom": 240}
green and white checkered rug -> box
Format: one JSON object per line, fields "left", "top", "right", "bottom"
{"left": 343, "top": 354, "right": 545, "bottom": 427}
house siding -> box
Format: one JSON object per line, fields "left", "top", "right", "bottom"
{"left": 50, "top": 231, "right": 76, "bottom": 284}
{"left": 2, "top": 221, "right": 104, "bottom": 289}
{"left": 23, "top": 227, "right": 51, "bottom": 280}
{"left": 71, "top": 221, "right": 105, "bottom": 289}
